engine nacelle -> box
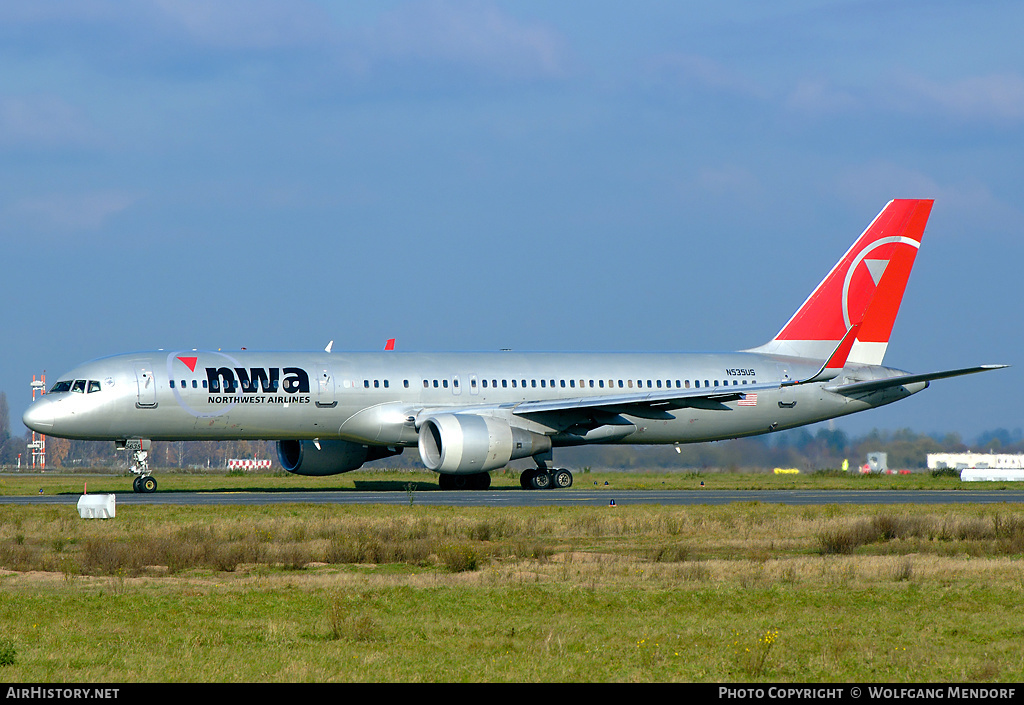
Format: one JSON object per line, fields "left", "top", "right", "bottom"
{"left": 277, "top": 439, "right": 402, "bottom": 476}
{"left": 418, "top": 414, "right": 551, "bottom": 474}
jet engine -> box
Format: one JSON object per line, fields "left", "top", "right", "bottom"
{"left": 418, "top": 414, "right": 551, "bottom": 474}
{"left": 277, "top": 439, "right": 402, "bottom": 476}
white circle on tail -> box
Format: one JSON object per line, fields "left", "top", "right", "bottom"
{"left": 841, "top": 236, "right": 920, "bottom": 329}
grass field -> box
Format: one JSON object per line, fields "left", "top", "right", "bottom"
{"left": 2, "top": 469, "right": 1023, "bottom": 683}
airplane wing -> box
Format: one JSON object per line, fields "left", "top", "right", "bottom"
{"left": 410, "top": 380, "right": 783, "bottom": 438}
{"left": 826, "top": 364, "right": 1008, "bottom": 395}
{"left": 509, "top": 381, "right": 779, "bottom": 418}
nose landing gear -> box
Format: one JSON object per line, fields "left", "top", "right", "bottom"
{"left": 118, "top": 439, "right": 157, "bottom": 494}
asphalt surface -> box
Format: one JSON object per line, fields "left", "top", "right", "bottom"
{"left": 2, "top": 489, "right": 1023, "bottom": 507}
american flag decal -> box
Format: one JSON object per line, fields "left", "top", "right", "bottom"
{"left": 738, "top": 393, "right": 757, "bottom": 406}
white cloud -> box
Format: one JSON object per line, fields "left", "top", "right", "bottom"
{"left": 834, "top": 163, "right": 1024, "bottom": 236}
{"left": 10, "top": 191, "right": 136, "bottom": 233}
{"left": 644, "top": 53, "right": 767, "bottom": 100}
{"left": 695, "top": 165, "right": 763, "bottom": 198}
{"left": 894, "top": 72, "right": 1024, "bottom": 124}
{"left": 360, "top": 1, "right": 570, "bottom": 81}
{"left": 785, "top": 79, "right": 858, "bottom": 116}
{"left": 0, "top": 95, "right": 97, "bottom": 150}
{"left": 151, "top": 0, "right": 333, "bottom": 51}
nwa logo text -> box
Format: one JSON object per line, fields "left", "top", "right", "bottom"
{"left": 205, "top": 367, "right": 312, "bottom": 405}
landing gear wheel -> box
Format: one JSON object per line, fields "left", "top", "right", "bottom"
{"left": 132, "top": 476, "right": 142, "bottom": 493}
{"left": 140, "top": 476, "right": 157, "bottom": 493}
{"left": 520, "top": 469, "right": 535, "bottom": 489}
{"left": 553, "top": 469, "right": 573, "bottom": 489}
{"left": 529, "top": 470, "right": 553, "bottom": 490}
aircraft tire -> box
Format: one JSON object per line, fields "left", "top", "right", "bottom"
{"left": 141, "top": 476, "right": 157, "bottom": 493}
{"left": 553, "top": 469, "right": 573, "bottom": 489}
{"left": 132, "top": 476, "right": 142, "bottom": 493}
{"left": 529, "top": 470, "right": 552, "bottom": 490}
{"left": 520, "top": 469, "right": 534, "bottom": 489}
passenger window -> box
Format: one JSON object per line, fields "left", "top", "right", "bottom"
{"left": 502, "top": 380, "right": 508, "bottom": 388}
{"left": 627, "top": 380, "right": 633, "bottom": 388}
{"left": 181, "top": 380, "right": 186, "bottom": 389}
{"left": 192, "top": 380, "right": 198, "bottom": 389}
{"left": 169, "top": 380, "right": 175, "bottom": 389}
{"left": 512, "top": 380, "right": 517, "bottom": 388}
{"left": 599, "top": 380, "right": 605, "bottom": 388}
{"left": 442, "top": 379, "right": 448, "bottom": 388}
{"left": 695, "top": 380, "right": 700, "bottom": 388}
{"left": 570, "top": 380, "right": 575, "bottom": 388}
{"left": 423, "top": 380, "right": 429, "bottom": 388}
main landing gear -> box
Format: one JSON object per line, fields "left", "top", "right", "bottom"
{"left": 520, "top": 466, "right": 573, "bottom": 490}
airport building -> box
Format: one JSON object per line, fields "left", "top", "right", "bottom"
{"left": 927, "top": 452, "right": 1024, "bottom": 470}
{"left": 928, "top": 452, "right": 1024, "bottom": 481}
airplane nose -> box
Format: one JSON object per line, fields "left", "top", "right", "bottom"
{"left": 23, "top": 399, "right": 54, "bottom": 432}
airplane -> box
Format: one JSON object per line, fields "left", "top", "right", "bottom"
{"left": 22, "top": 199, "right": 1006, "bottom": 492}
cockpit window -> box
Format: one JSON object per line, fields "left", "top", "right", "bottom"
{"left": 50, "top": 381, "right": 73, "bottom": 393}
{"left": 71, "top": 380, "right": 87, "bottom": 393}
{"left": 88, "top": 380, "right": 101, "bottom": 393}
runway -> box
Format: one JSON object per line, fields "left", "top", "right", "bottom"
{"left": 2, "top": 489, "right": 1023, "bottom": 507}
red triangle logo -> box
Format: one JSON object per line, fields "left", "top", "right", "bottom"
{"left": 177, "top": 356, "right": 198, "bottom": 372}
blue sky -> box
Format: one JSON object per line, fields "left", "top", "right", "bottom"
{"left": 2, "top": 0, "right": 1020, "bottom": 441}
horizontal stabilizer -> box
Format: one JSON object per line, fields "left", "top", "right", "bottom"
{"left": 826, "top": 364, "right": 1008, "bottom": 395}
